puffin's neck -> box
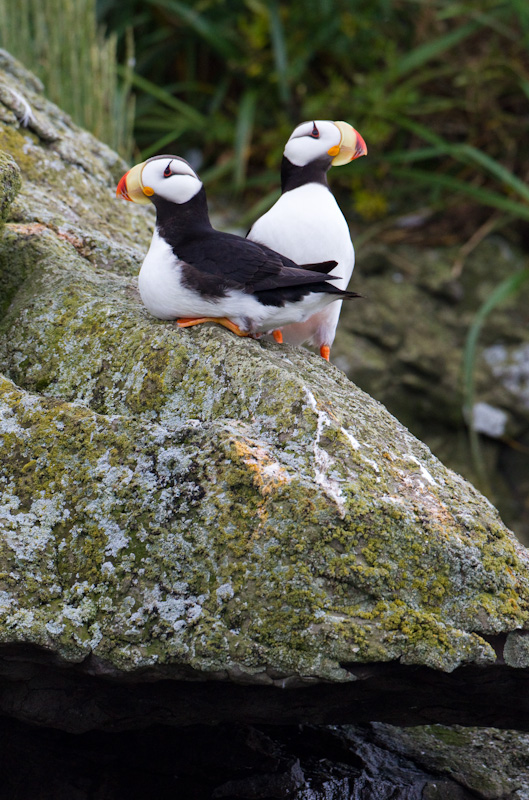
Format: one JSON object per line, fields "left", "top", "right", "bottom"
{"left": 280, "top": 156, "right": 331, "bottom": 193}
{"left": 153, "top": 186, "right": 213, "bottom": 246}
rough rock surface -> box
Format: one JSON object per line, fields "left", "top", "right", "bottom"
{"left": 2, "top": 49, "right": 529, "bottom": 797}
{"left": 335, "top": 229, "right": 529, "bottom": 542}
{"left": 1, "top": 49, "right": 529, "bottom": 684}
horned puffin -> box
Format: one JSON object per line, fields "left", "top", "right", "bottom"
{"left": 116, "top": 155, "right": 360, "bottom": 337}
{"left": 247, "top": 120, "right": 367, "bottom": 360}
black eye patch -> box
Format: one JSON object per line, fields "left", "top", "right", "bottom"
{"left": 163, "top": 164, "right": 173, "bottom": 178}
{"left": 310, "top": 122, "right": 320, "bottom": 138}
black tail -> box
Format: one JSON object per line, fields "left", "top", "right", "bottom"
{"left": 309, "top": 281, "right": 362, "bottom": 299}
{"left": 316, "top": 286, "right": 362, "bottom": 300}
{"left": 298, "top": 260, "right": 338, "bottom": 275}
{"left": 256, "top": 281, "right": 362, "bottom": 306}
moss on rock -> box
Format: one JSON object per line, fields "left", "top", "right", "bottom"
{"left": 1, "top": 51, "right": 529, "bottom": 683}
{"left": 0, "top": 148, "right": 22, "bottom": 315}
{"left": 0, "top": 149, "right": 20, "bottom": 225}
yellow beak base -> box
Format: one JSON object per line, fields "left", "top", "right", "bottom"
{"left": 330, "top": 121, "right": 368, "bottom": 166}
{"left": 119, "top": 161, "right": 153, "bottom": 204}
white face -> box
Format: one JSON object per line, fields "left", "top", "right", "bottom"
{"left": 141, "top": 156, "right": 203, "bottom": 204}
{"left": 283, "top": 120, "right": 341, "bottom": 167}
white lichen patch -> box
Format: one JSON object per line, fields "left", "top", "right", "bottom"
{"left": 406, "top": 454, "right": 437, "bottom": 487}
{"left": 0, "top": 591, "right": 13, "bottom": 612}
{"left": 0, "top": 402, "right": 26, "bottom": 435}
{"left": 45, "top": 620, "right": 65, "bottom": 636}
{"left": 304, "top": 390, "right": 347, "bottom": 515}
{"left": 340, "top": 427, "right": 361, "bottom": 451}
{"left": 0, "top": 490, "right": 68, "bottom": 561}
{"left": 140, "top": 585, "right": 206, "bottom": 634}
{"left": 1, "top": 70, "right": 528, "bottom": 685}
{"left": 216, "top": 583, "right": 234, "bottom": 604}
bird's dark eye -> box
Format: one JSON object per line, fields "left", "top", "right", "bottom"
{"left": 310, "top": 122, "right": 319, "bottom": 138}
{"left": 163, "top": 164, "right": 172, "bottom": 178}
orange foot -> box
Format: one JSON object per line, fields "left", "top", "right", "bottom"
{"left": 272, "top": 330, "right": 283, "bottom": 344}
{"left": 176, "top": 317, "right": 249, "bottom": 337}
{"left": 320, "top": 345, "right": 330, "bottom": 361}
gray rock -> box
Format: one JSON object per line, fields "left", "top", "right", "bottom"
{"left": 1, "top": 51, "right": 529, "bottom": 741}
{"left": 0, "top": 147, "right": 20, "bottom": 226}
{"left": 335, "top": 237, "right": 529, "bottom": 541}
{"left": 370, "top": 723, "right": 529, "bottom": 800}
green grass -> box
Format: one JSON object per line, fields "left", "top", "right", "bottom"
{"left": 0, "top": 0, "right": 134, "bottom": 158}
{"left": 92, "top": 0, "right": 529, "bottom": 234}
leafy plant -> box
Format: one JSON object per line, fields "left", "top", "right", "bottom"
{"left": 0, "top": 0, "right": 134, "bottom": 158}
{"left": 94, "top": 0, "right": 529, "bottom": 237}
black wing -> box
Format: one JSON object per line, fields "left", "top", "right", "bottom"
{"left": 177, "top": 230, "right": 337, "bottom": 293}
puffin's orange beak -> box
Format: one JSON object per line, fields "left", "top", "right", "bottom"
{"left": 352, "top": 131, "right": 368, "bottom": 160}
{"left": 116, "top": 161, "right": 153, "bottom": 204}
{"left": 116, "top": 171, "right": 132, "bottom": 201}
{"left": 329, "top": 121, "right": 368, "bottom": 166}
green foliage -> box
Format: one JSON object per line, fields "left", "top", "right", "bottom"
{"left": 0, "top": 0, "right": 134, "bottom": 158}
{"left": 97, "top": 0, "right": 529, "bottom": 229}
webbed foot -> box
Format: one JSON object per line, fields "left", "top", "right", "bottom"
{"left": 176, "top": 317, "right": 249, "bottom": 337}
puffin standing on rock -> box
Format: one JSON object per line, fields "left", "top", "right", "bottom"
{"left": 248, "top": 120, "right": 367, "bottom": 360}
{"left": 116, "top": 155, "right": 360, "bottom": 338}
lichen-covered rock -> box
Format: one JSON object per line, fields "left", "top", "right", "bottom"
{"left": 0, "top": 148, "right": 21, "bottom": 309}
{"left": 336, "top": 235, "right": 529, "bottom": 541}
{"left": 0, "top": 149, "right": 20, "bottom": 227}
{"left": 1, "top": 49, "right": 529, "bottom": 687}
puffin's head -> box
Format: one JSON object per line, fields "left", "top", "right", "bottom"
{"left": 116, "top": 155, "right": 202, "bottom": 205}
{"left": 283, "top": 120, "right": 367, "bottom": 168}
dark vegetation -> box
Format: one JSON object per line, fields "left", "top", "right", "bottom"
{"left": 97, "top": 0, "right": 529, "bottom": 236}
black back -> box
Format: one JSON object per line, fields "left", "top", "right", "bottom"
{"left": 151, "top": 186, "right": 347, "bottom": 306}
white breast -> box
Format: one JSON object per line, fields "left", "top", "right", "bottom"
{"left": 249, "top": 184, "right": 354, "bottom": 286}
{"left": 138, "top": 229, "right": 224, "bottom": 320}
{"left": 248, "top": 183, "right": 355, "bottom": 347}
{"left": 136, "top": 223, "right": 346, "bottom": 336}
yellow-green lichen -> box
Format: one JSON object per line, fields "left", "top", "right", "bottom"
{"left": 2, "top": 55, "right": 529, "bottom": 684}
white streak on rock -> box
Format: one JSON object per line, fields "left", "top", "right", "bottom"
{"left": 305, "top": 390, "right": 346, "bottom": 516}
{"left": 407, "top": 455, "right": 437, "bottom": 486}
{"left": 8, "top": 88, "right": 35, "bottom": 126}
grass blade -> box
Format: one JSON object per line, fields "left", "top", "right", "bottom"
{"left": 234, "top": 89, "right": 257, "bottom": 190}
{"left": 394, "top": 20, "right": 480, "bottom": 77}
{"left": 140, "top": 126, "right": 192, "bottom": 159}
{"left": 144, "top": 0, "right": 238, "bottom": 60}
{"left": 393, "top": 117, "right": 529, "bottom": 204}
{"left": 391, "top": 168, "right": 529, "bottom": 221}
{"left": 267, "top": 0, "right": 290, "bottom": 107}
{"left": 457, "top": 144, "right": 529, "bottom": 204}
{"left": 119, "top": 67, "right": 207, "bottom": 125}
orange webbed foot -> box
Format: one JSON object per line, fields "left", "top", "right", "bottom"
{"left": 176, "top": 317, "right": 249, "bottom": 337}
{"left": 272, "top": 330, "right": 283, "bottom": 344}
{"left": 320, "top": 345, "right": 330, "bottom": 361}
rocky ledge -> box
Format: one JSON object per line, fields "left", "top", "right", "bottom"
{"left": 1, "top": 49, "right": 529, "bottom": 798}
